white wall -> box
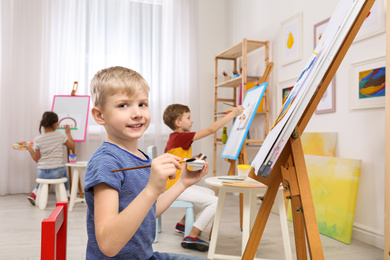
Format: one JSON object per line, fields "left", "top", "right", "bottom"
{"left": 197, "top": 0, "right": 385, "bottom": 249}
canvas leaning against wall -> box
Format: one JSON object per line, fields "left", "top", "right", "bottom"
{"left": 288, "top": 155, "right": 361, "bottom": 244}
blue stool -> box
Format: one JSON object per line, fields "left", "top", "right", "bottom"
{"left": 147, "top": 146, "right": 195, "bottom": 243}
{"left": 154, "top": 200, "right": 194, "bottom": 243}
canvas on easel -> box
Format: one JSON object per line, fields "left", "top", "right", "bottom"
{"left": 51, "top": 95, "right": 90, "bottom": 142}
{"left": 52, "top": 94, "right": 90, "bottom": 199}
{"left": 242, "top": 0, "right": 376, "bottom": 259}
{"left": 221, "top": 82, "right": 267, "bottom": 160}
{"left": 251, "top": 0, "right": 372, "bottom": 179}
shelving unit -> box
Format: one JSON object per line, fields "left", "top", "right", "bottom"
{"left": 213, "top": 38, "right": 271, "bottom": 177}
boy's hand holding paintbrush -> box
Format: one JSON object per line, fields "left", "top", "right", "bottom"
{"left": 145, "top": 153, "right": 208, "bottom": 196}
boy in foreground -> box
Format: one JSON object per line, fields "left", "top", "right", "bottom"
{"left": 163, "top": 103, "right": 243, "bottom": 251}
{"left": 84, "top": 66, "right": 209, "bottom": 259}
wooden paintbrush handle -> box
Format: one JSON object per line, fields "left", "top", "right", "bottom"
{"left": 111, "top": 159, "right": 190, "bottom": 172}
{"left": 111, "top": 164, "right": 151, "bottom": 172}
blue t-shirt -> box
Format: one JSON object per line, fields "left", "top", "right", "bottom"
{"left": 84, "top": 142, "right": 155, "bottom": 259}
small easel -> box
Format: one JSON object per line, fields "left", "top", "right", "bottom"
{"left": 66, "top": 81, "right": 84, "bottom": 199}
{"left": 242, "top": 1, "right": 375, "bottom": 259}
{"left": 226, "top": 62, "right": 274, "bottom": 230}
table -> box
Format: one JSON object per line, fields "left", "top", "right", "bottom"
{"left": 65, "top": 161, "right": 87, "bottom": 211}
{"left": 205, "top": 176, "right": 292, "bottom": 260}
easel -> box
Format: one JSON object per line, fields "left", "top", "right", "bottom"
{"left": 226, "top": 62, "right": 274, "bottom": 230}
{"left": 66, "top": 81, "right": 84, "bottom": 199}
{"left": 242, "top": 1, "right": 375, "bottom": 259}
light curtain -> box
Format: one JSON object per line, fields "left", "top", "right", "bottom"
{"left": 0, "top": 0, "right": 199, "bottom": 195}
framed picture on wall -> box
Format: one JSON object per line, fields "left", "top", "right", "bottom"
{"left": 277, "top": 77, "right": 298, "bottom": 111}
{"left": 354, "top": 0, "right": 385, "bottom": 42}
{"left": 350, "top": 56, "right": 385, "bottom": 110}
{"left": 314, "top": 18, "right": 336, "bottom": 114}
{"left": 280, "top": 12, "right": 302, "bottom": 66}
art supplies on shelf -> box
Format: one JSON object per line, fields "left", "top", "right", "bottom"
{"left": 221, "top": 127, "right": 228, "bottom": 144}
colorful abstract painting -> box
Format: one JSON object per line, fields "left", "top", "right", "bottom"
{"left": 282, "top": 86, "right": 293, "bottom": 105}
{"left": 351, "top": 56, "right": 385, "bottom": 109}
{"left": 288, "top": 155, "right": 361, "bottom": 244}
{"left": 301, "top": 132, "right": 337, "bottom": 157}
{"left": 358, "top": 66, "right": 385, "bottom": 99}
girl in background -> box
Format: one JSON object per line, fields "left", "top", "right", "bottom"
{"left": 25, "top": 111, "right": 75, "bottom": 205}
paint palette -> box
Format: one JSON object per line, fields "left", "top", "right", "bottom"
{"left": 186, "top": 153, "right": 207, "bottom": 171}
{"left": 187, "top": 159, "right": 206, "bottom": 171}
{"left": 12, "top": 141, "right": 33, "bottom": 150}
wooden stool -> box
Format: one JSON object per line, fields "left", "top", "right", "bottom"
{"left": 36, "top": 177, "right": 68, "bottom": 210}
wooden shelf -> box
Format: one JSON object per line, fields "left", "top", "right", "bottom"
{"left": 213, "top": 38, "right": 271, "bottom": 177}
{"left": 216, "top": 40, "right": 267, "bottom": 60}
{"left": 216, "top": 76, "right": 259, "bottom": 88}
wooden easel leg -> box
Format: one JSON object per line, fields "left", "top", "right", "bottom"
{"left": 241, "top": 171, "right": 282, "bottom": 259}
{"left": 281, "top": 164, "right": 308, "bottom": 260}
{"left": 78, "top": 181, "right": 84, "bottom": 198}
{"left": 67, "top": 148, "right": 73, "bottom": 187}
{"left": 238, "top": 147, "right": 247, "bottom": 231}
{"left": 290, "top": 196, "right": 308, "bottom": 259}
{"left": 244, "top": 135, "right": 324, "bottom": 260}
{"left": 227, "top": 159, "right": 236, "bottom": 176}
{"left": 290, "top": 136, "right": 324, "bottom": 259}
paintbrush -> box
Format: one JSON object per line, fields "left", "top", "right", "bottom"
{"left": 111, "top": 158, "right": 196, "bottom": 172}
{"left": 223, "top": 102, "right": 234, "bottom": 107}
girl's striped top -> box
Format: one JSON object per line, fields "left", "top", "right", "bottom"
{"left": 33, "top": 131, "right": 67, "bottom": 169}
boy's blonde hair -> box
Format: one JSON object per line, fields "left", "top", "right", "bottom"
{"left": 163, "top": 104, "right": 190, "bottom": 131}
{"left": 90, "top": 66, "right": 150, "bottom": 109}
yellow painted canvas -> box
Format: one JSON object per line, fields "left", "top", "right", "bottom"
{"left": 288, "top": 155, "right": 361, "bottom": 244}
{"left": 301, "top": 132, "right": 337, "bottom": 157}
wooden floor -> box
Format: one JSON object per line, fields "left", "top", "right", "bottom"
{"left": 0, "top": 193, "right": 383, "bottom": 259}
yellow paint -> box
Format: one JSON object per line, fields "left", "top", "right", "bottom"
{"left": 360, "top": 84, "right": 384, "bottom": 95}
{"left": 287, "top": 32, "right": 294, "bottom": 49}
{"left": 301, "top": 132, "right": 337, "bottom": 157}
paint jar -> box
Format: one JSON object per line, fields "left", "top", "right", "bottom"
{"left": 221, "top": 127, "right": 228, "bottom": 144}
{"left": 69, "top": 154, "right": 77, "bottom": 164}
{"left": 237, "top": 164, "right": 251, "bottom": 180}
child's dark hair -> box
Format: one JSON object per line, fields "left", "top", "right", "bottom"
{"left": 39, "top": 111, "right": 58, "bottom": 134}
{"left": 163, "top": 104, "right": 190, "bottom": 131}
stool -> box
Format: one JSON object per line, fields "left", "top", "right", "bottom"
{"left": 206, "top": 176, "right": 292, "bottom": 260}
{"left": 36, "top": 177, "right": 68, "bottom": 210}
{"left": 154, "top": 200, "right": 194, "bottom": 243}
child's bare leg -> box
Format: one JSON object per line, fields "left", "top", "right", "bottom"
{"left": 178, "top": 215, "right": 185, "bottom": 225}
{"left": 188, "top": 226, "right": 202, "bottom": 238}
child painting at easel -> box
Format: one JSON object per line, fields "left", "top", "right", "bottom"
{"left": 25, "top": 111, "right": 75, "bottom": 205}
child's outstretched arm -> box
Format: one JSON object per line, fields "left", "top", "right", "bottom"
{"left": 155, "top": 162, "right": 209, "bottom": 217}
{"left": 93, "top": 153, "right": 181, "bottom": 257}
{"left": 64, "top": 125, "right": 75, "bottom": 151}
{"left": 25, "top": 146, "right": 40, "bottom": 163}
{"left": 193, "top": 105, "right": 244, "bottom": 141}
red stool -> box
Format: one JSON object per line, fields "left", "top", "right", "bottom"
{"left": 41, "top": 201, "right": 68, "bottom": 260}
